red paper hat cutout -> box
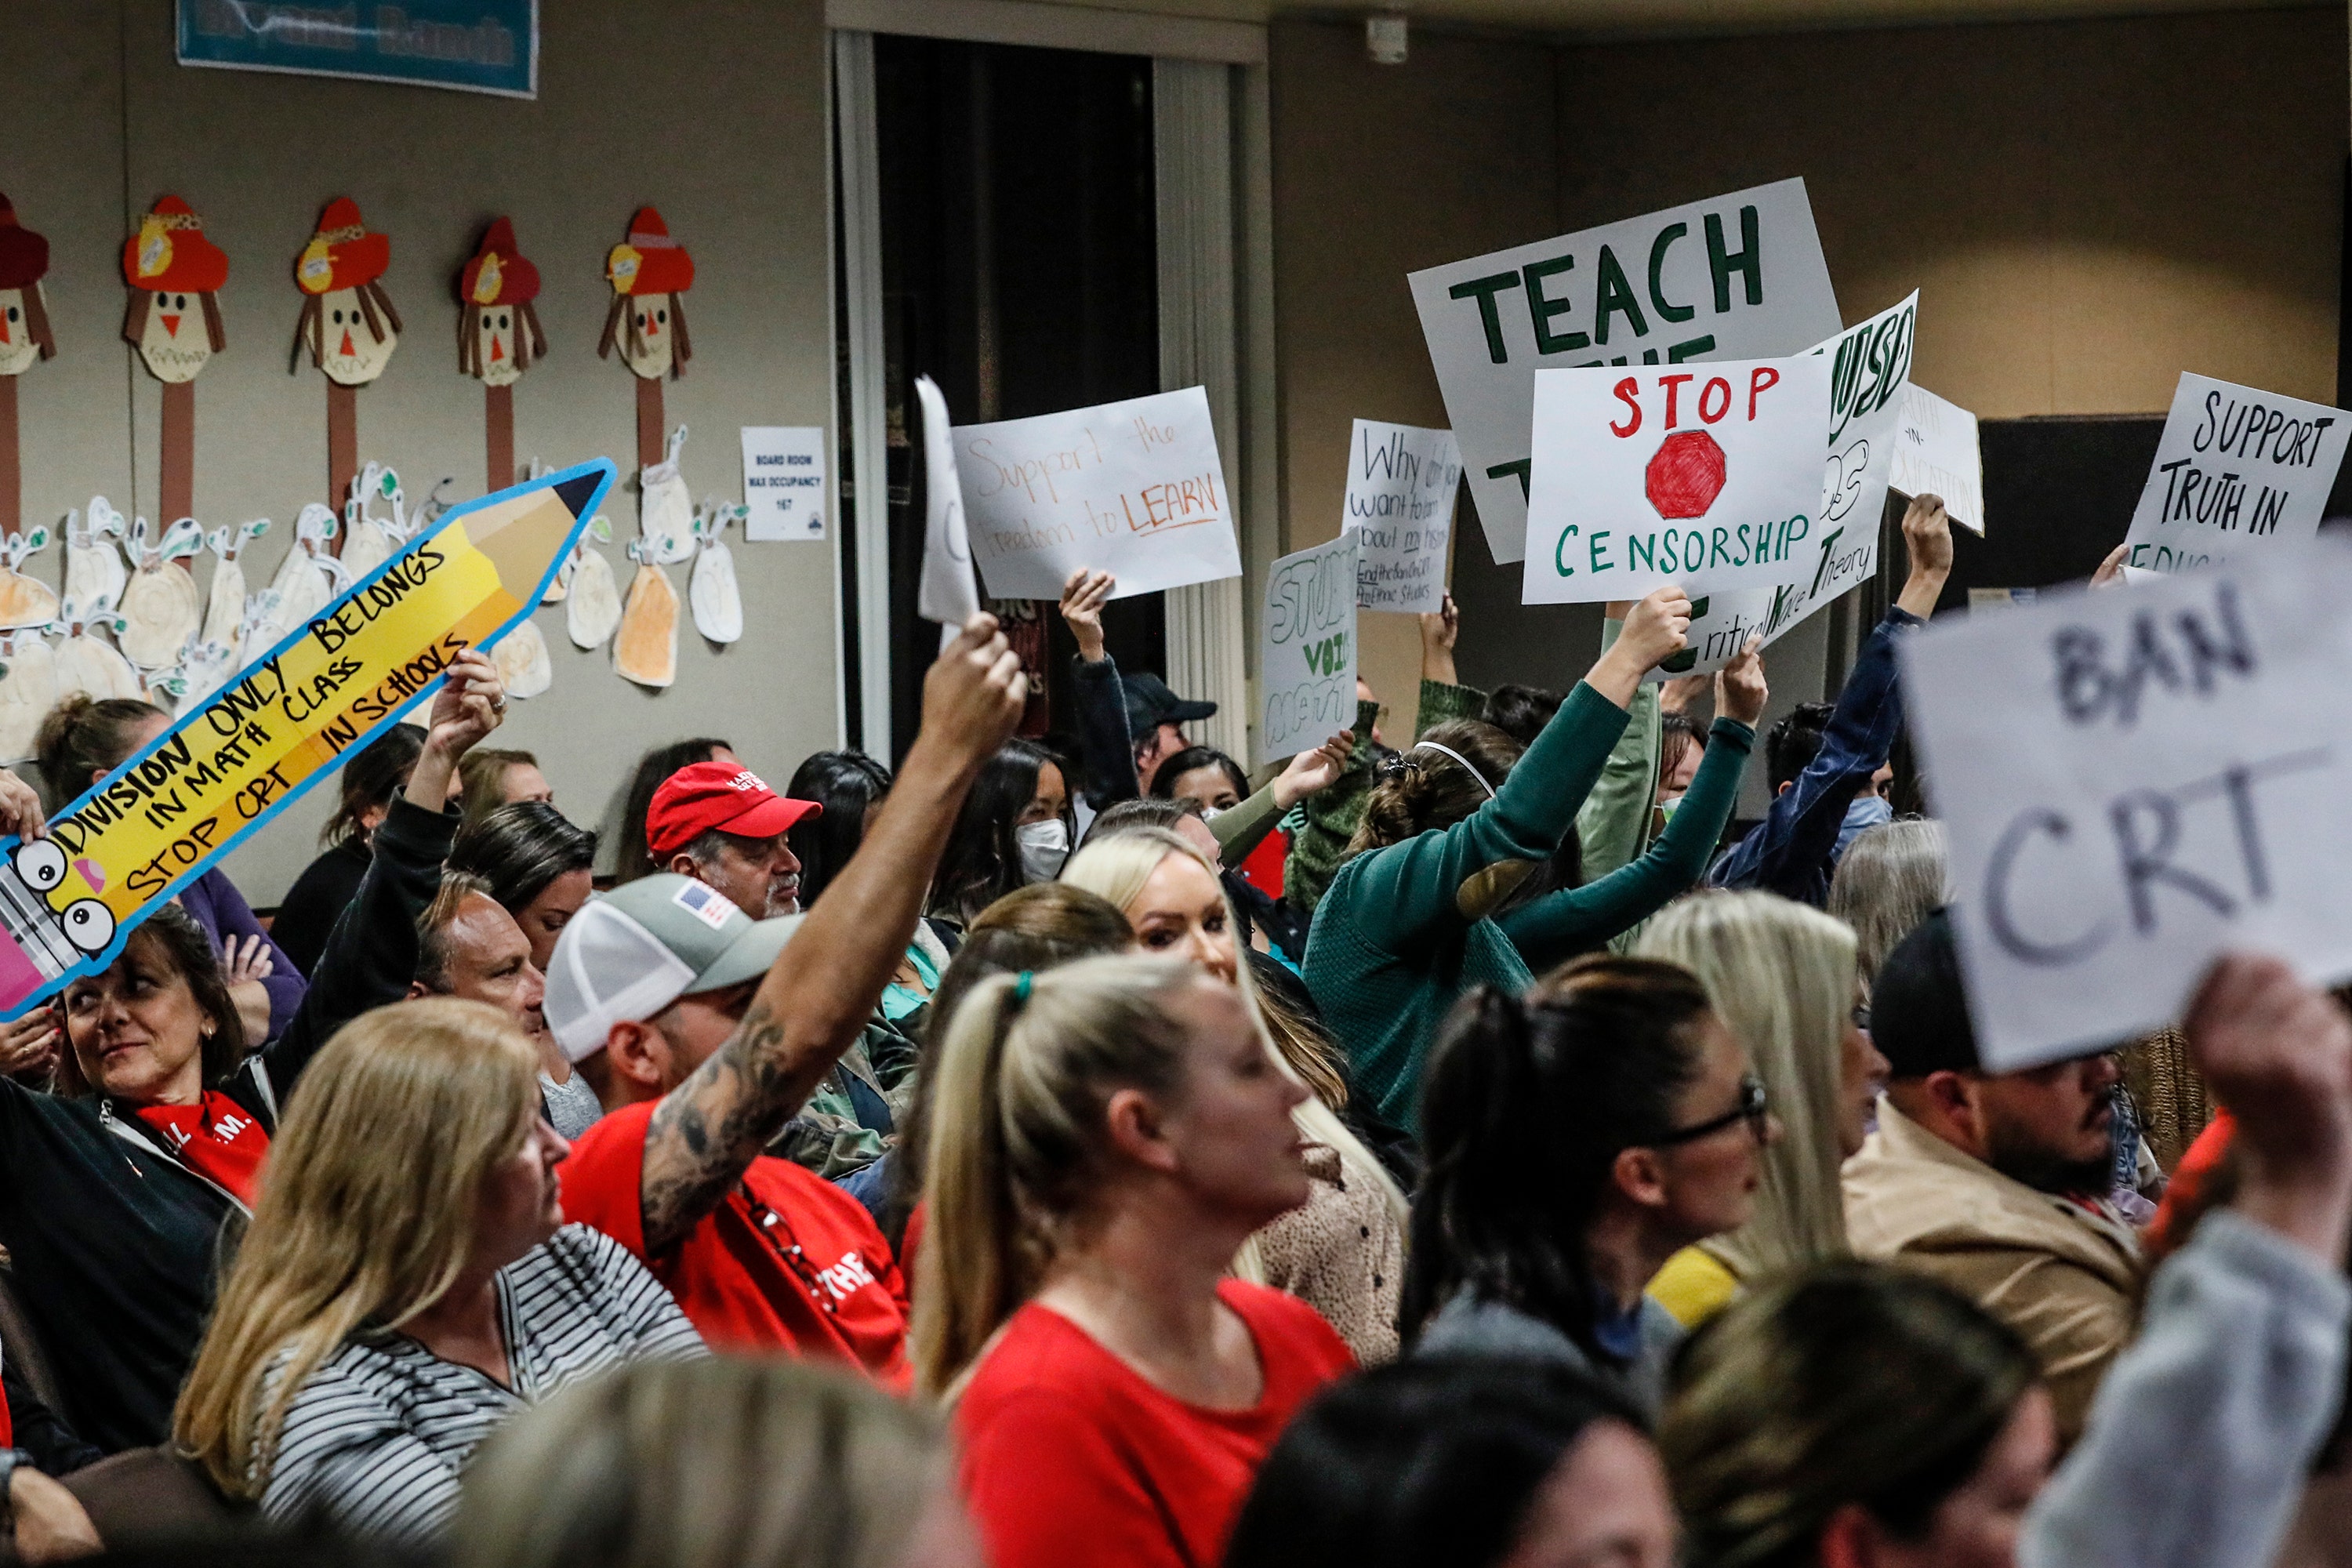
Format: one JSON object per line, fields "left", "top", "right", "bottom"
{"left": 607, "top": 206, "right": 694, "bottom": 296}
{"left": 460, "top": 217, "right": 541, "bottom": 307}
{"left": 123, "top": 195, "right": 229, "bottom": 294}
{"left": 0, "top": 196, "right": 49, "bottom": 292}
{"left": 294, "top": 197, "right": 389, "bottom": 295}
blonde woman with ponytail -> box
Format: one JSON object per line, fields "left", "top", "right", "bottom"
{"left": 174, "top": 999, "right": 702, "bottom": 1547}
{"left": 1636, "top": 891, "right": 1889, "bottom": 1327}
{"left": 914, "top": 954, "right": 1355, "bottom": 1568}
{"left": 1062, "top": 826, "right": 1410, "bottom": 1362}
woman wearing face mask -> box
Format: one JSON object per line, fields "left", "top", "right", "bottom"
{"left": 175, "top": 999, "right": 704, "bottom": 1547}
{"left": 1062, "top": 828, "right": 1410, "bottom": 1362}
{"left": 913, "top": 956, "right": 1354, "bottom": 1568}
{"left": 928, "top": 741, "right": 1074, "bottom": 928}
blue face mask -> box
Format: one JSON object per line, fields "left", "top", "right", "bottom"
{"left": 1834, "top": 792, "right": 1896, "bottom": 862}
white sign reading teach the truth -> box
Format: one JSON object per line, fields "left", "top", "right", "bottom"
{"left": 1523, "top": 355, "right": 1831, "bottom": 605}
{"left": 913, "top": 377, "right": 982, "bottom": 646}
{"left": 954, "top": 386, "right": 1243, "bottom": 601}
{"left": 1410, "top": 179, "right": 1841, "bottom": 566}
{"left": 2121, "top": 373, "right": 2350, "bottom": 575}
{"left": 1345, "top": 420, "right": 1460, "bottom": 615}
{"left": 1259, "top": 531, "right": 1359, "bottom": 763}
{"left": 1902, "top": 545, "right": 2352, "bottom": 1070}
{"left": 1893, "top": 384, "right": 1984, "bottom": 535}
{"left": 740, "top": 426, "right": 827, "bottom": 541}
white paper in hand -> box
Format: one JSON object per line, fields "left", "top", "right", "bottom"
{"left": 914, "top": 376, "right": 983, "bottom": 648}
{"left": 2120, "top": 373, "right": 2350, "bottom": 576}
{"left": 1259, "top": 532, "right": 1359, "bottom": 764}
{"left": 1347, "top": 420, "right": 1460, "bottom": 615}
{"left": 1892, "top": 384, "right": 1984, "bottom": 535}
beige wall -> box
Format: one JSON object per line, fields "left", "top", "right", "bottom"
{"left": 7, "top": 0, "right": 837, "bottom": 900}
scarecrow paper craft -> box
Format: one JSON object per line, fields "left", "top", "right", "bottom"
{"left": 116, "top": 517, "right": 204, "bottom": 671}
{"left": 64, "top": 499, "right": 126, "bottom": 615}
{"left": 564, "top": 514, "right": 621, "bottom": 650}
{"left": 292, "top": 198, "right": 401, "bottom": 519}
{"left": 0, "top": 628, "right": 56, "bottom": 763}
{"left": 122, "top": 196, "right": 229, "bottom": 529}
{"left": 0, "top": 196, "right": 55, "bottom": 538}
{"left": 600, "top": 206, "right": 693, "bottom": 470}
{"left": 459, "top": 219, "right": 547, "bottom": 493}
{"left": 0, "top": 524, "right": 56, "bottom": 631}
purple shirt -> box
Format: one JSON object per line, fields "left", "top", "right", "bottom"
{"left": 175, "top": 868, "right": 304, "bottom": 1046}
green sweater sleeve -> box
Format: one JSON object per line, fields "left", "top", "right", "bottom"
{"left": 1209, "top": 782, "right": 1285, "bottom": 863}
{"left": 1341, "top": 682, "right": 1630, "bottom": 954}
{"left": 1416, "top": 677, "right": 1486, "bottom": 732}
{"left": 1573, "top": 619, "right": 1660, "bottom": 883}
{"left": 1283, "top": 697, "right": 1382, "bottom": 913}
{"left": 1499, "top": 717, "right": 1754, "bottom": 971}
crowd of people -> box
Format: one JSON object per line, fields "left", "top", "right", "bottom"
{"left": 0, "top": 491, "right": 2345, "bottom": 1568}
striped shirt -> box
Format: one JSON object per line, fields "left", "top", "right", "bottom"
{"left": 261, "top": 1224, "right": 705, "bottom": 1544}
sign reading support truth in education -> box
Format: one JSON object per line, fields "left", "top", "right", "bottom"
{"left": 177, "top": 0, "right": 539, "bottom": 99}
{"left": 1410, "top": 179, "right": 1842, "bottom": 566}
{"left": 956, "top": 387, "right": 1243, "bottom": 601}
{"left": 1893, "top": 383, "right": 1984, "bottom": 535}
{"left": 2120, "top": 373, "right": 2350, "bottom": 576}
{"left": 0, "top": 462, "right": 612, "bottom": 1014}
{"left": 1346, "top": 421, "right": 1460, "bottom": 615}
{"left": 1522, "top": 355, "right": 1832, "bottom": 605}
{"left": 1259, "top": 531, "right": 1359, "bottom": 764}
{"left": 1901, "top": 543, "right": 2352, "bottom": 1070}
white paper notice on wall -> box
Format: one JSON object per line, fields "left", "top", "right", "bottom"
{"left": 1892, "top": 384, "right": 1984, "bottom": 535}
{"left": 1522, "top": 355, "right": 1832, "bottom": 606}
{"left": 1259, "top": 530, "right": 1359, "bottom": 764}
{"left": 1901, "top": 543, "right": 2352, "bottom": 1070}
{"left": 1409, "top": 178, "right": 1842, "bottom": 567}
{"left": 2118, "top": 374, "right": 2350, "bottom": 577}
{"left": 913, "top": 376, "right": 982, "bottom": 644}
{"left": 1346, "top": 420, "right": 1460, "bottom": 615}
{"left": 955, "top": 386, "right": 1243, "bottom": 601}
{"left": 740, "top": 427, "right": 828, "bottom": 542}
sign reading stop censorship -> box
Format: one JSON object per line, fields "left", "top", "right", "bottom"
{"left": 1522, "top": 355, "right": 1831, "bottom": 605}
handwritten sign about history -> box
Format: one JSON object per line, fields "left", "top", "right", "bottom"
{"left": 1345, "top": 420, "right": 1460, "bottom": 615}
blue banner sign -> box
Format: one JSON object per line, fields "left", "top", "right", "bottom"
{"left": 177, "top": 0, "right": 538, "bottom": 100}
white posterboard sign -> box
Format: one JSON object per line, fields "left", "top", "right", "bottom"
{"left": 739, "top": 427, "right": 828, "bottom": 541}
{"left": 1523, "top": 355, "right": 1832, "bottom": 605}
{"left": 1259, "top": 531, "right": 1359, "bottom": 764}
{"left": 1410, "top": 178, "right": 1842, "bottom": 566}
{"left": 1893, "top": 383, "right": 1984, "bottom": 535}
{"left": 955, "top": 386, "right": 1243, "bottom": 601}
{"left": 913, "top": 376, "right": 982, "bottom": 645}
{"left": 1346, "top": 420, "right": 1461, "bottom": 614}
{"left": 2121, "top": 373, "right": 2351, "bottom": 575}
{"left": 1902, "top": 543, "right": 2352, "bottom": 1070}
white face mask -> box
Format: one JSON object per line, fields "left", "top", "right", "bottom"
{"left": 1017, "top": 818, "right": 1070, "bottom": 884}
{"left": 1199, "top": 804, "right": 1225, "bottom": 822}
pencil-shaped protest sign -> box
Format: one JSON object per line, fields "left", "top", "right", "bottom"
{"left": 0, "top": 459, "right": 615, "bottom": 1013}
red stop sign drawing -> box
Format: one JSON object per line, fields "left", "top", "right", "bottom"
{"left": 1646, "top": 430, "right": 1727, "bottom": 519}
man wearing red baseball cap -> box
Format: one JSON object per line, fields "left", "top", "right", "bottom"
{"left": 646, "top": 760, "right": 820, "bottom": 918}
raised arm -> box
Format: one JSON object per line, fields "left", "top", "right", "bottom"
{"left": 1417, "top": 591, "right": 1487, "bottom": 729}
{"left": 640, "top": 615, "right": 1025, "bottom": 1254}
{"left": 1573, "top": 607, "right": 1660, "bottom": 883}
{"left": 1058, "top": 568, "right": 1140, "bottom": 808}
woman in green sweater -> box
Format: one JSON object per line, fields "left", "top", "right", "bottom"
{"left": 1302, "top": 586, "right": 1766, "bottom": 1131}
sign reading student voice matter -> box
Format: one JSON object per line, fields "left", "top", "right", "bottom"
{"left": 2120, "top": 373, "right": 2350, "bottom": 575}
{"left": 1259, "top": 532, "right": 1359, "bottom": 763}
{"left": 1902, "top": 544, "right": 2352, "bottom": 1071}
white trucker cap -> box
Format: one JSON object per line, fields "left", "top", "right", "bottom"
{"left": 544, "top": 873, "right": 801, "bottom": 1063}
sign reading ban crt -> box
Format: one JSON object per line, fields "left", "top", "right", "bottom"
{"left": 1901, "top": 547, "right": 2352, "bottom": 1070}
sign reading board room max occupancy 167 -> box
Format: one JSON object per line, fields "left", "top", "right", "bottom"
{"left": 0, "top": 460, "right": 614, "bottom": 1014}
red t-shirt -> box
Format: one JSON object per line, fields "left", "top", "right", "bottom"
{"left": 956, "top": 1279, "right": 1354, "bottom": 1568}
{"left": 2147, "top": 1110, "right": 2238, "bottom": 1258}
{"left": 561, "top": 1099, "right": 913, "bottom": 1391}
{"left": 134, "top": 1091, "right": 269, "bottom": 1205}
{"left": 1, "top": 1358, "right": 13, "bottom": 1448}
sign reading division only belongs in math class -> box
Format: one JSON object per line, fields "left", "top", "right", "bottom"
{"left": 1410, "top": 178, "right": 1842, "bottom": 567}
{"left": 1523, "top": 355, "right": 1833, "bottom": 606}
{"left": 955, "top": 387, "right": 1243, "bottom": 601}
{"left": 1346, "top": 421, "right": 1461, "bottom": 615}
{"left": 1901, "top": 543, "right": 2352, "bottom": 1071}
{"left": 2119, "top": 373, "right": 2351, "bottom": 576}
{"left": 1259, "top": 531, "right": 1359, "bottom": 764}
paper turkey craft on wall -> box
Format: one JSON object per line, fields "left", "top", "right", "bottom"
{"left": 459, "top": 219, "right": 547, "bottom": 495}
{"left": 122, "top": 196, "right": 229, "bottom": 529}
{"left": 0, "top": 196, "right": 56, "bottom": 537}
{"left": 600, "top": 206, "right": 692, "bottom": 470}
{"left": 292, "top": 198, "right": 401, "bottom": 519}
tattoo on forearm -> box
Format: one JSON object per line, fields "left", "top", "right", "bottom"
{"left": 638, "top": 1004, "right": 808, "bottom": 1255}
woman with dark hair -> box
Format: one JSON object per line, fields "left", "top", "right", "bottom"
{"left": 612, "top": 737, "right": 735, "bottom": 884}
{"left": 448, "top": 801, "right": 597, "bottom": 973}
{"left": 1404, "top": 954, "right": 1777, "bottom": 1417}
{"left": 273, "top": 724, "right": 426, "bottom": 977}
{"left": 35, "top": 693, "right": 304, "bottom": 1045}
{"left": 1304, "top": 587, "right": 1764, "bottom": 1127}
{"left": 925, "top": 738, "right": 1073, "bottom": 928}
{"left": 1225, "top": 1358, "right": 1672, "bottom": 1568}
{"left": 0, "top": 652, "right": 505, "bottom": 1454}
{"left": 786, "top": 750, "right": 894, "bottom": 907}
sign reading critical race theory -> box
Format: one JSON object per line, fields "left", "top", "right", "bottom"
{"left": 0, "top": 461, "right": 613, "bottom": 1014}
{"left": 954, "top": 387, "right": 1243, "bottom": 601}
{"left": 177, "top": 0, "right": 539, "bottom": 98}
{"left": 1258, "top": 531, "right": 1359, "bottom": 763}
{"left": 2119, "top": 372, "right": 2352, "bottom": 575}
{"left": 1410, "top": 178, "right": 1842, "bottom": 565}
{"left": 1901, "top": 542, "right": 2352, "bottom": 1072}
{"left": 1345, "top": 420, "right": 1461, "bottom": 615}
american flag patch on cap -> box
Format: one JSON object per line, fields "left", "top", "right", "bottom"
{"left": 672, "top": 880, "right": 739, "bottom": 930}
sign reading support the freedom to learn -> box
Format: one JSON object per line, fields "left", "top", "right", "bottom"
{"left": 2119, "top": 373, "right": 2351, "bottom": 576}
{"left": 1410, "top": 179, "right": 1842, "bottom": 566}
{"left": 0, "top": 462, "right": 612, "bottom": 1014}
{"left": 1345, "top": 421, "right": 1460, "bottom": 615}
{"left": 177, "top": 0, "right": 539, "bottom": 98}
{"left": 1902, "top": 543, "right": 2352, "bottom": 1071}
{"left": 1259, "top": 531, "right": 1359, "bottom": 764}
